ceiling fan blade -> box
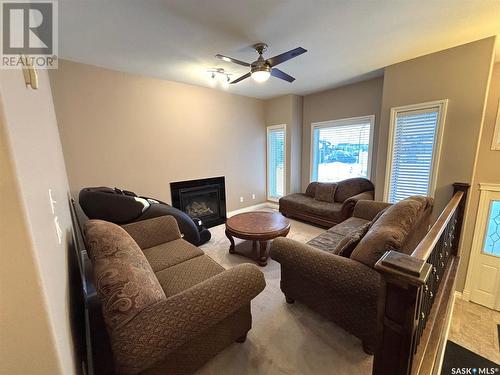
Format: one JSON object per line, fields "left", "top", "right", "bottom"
{"left": 271, "top": 68, "right": 295, "bottom": 83}
{"left": 266, "top": 47, "right": 307, "bottom": 67}
{"left": 230, "top": 72, "right": 251, "bottom": 84}
{"left": 215, "top": 54, "right": 251, "bottom": 67}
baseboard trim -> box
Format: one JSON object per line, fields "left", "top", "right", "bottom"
{"left": 227, "top": 202, "right": 278, "bottom": 217}
{"left": 454, "top": 291, "right": 463, "bottom": 300}
{"left": 461, "top": 289, "right": 471, "bottom": 301}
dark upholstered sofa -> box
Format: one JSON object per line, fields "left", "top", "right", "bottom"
{"left": 84, "top": 215, "right": 265, "bottom": 375}
{"left": 279, "top": 178, "right": 375, "bottom": 227}
{"left": 270, "top": 196, "right": 433, "bottom": 353}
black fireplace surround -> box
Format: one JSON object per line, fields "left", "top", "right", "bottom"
{"left": 170, "top": 176, "right": 226, "bottom": 228}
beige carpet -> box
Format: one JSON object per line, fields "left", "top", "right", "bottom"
{"left": 196, "top": 208, "right": 373, "bottom": 375}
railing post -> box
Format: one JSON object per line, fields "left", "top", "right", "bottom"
{"left": 373, "top": 183, "right": 469, "bottom": 375}
{"left": 451, "top": 183, "right": 470, "bottom": 255}
{"left": 373, "top": 252, "right": 431, "bottom": 375}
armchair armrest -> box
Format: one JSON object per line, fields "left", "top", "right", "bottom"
{"left": 122, "top": 215, "right": 181, "bottom": 249}
{"left": 352, "top": 200, "right": 392, "bottom": 221}
{"left": 112, "top": 264, "right": 266, "bottom": 374}
{"left": 341, "top": 191, "right": 375, "bottom": 219}
{"left": 270, "top": 238, "right": 379, "bottom": 301}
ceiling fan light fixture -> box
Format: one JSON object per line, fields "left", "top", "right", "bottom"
{"left": 216, "top": 44, "right": 306, "bottom": 85}
{"left": 251, "top": 68, "right": 271, "bottom": 83}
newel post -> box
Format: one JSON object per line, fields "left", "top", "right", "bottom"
{"left": 373, "top": 252, "right": 431, "bottom": 375}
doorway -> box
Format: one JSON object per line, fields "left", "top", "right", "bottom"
{"left": 465, "top": 184, "right": 500, "bottom": 311}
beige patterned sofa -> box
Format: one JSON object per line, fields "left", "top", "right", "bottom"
{"left": 84, "top": 215, "right": 266, "bottom": 375}
{"left": 270, "top": 196, "right": 433, "bottom": 353}
{"left": 279, "top": 178, "right": 375, "bottom": 227}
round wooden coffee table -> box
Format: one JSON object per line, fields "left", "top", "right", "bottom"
{"left": 225, "top": 211, "right": 291, "bottom": 266}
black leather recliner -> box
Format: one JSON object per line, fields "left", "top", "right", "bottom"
{"left": 79, "top": 187, "right": 211, "bottom": 246}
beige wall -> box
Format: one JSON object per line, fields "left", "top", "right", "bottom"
{"left": 375, "top": 37, "right": 496, "bottom": 216}
{"left": 50, "top": 60, "right": 266, "bottom": 211}
{"left": 264, "top": 94, "right": 303, "bottom": 195}
{"left": 459, "top": 62, "right": 500, "bottom": 292}
{"left": 290, "top": 95, "right": 303, "bottom": 193}
{"left": 0, "top": 69, "right": 76, "bottom": 374}
{"left": 301, "top": 77, "right": 384, "bottom": 190}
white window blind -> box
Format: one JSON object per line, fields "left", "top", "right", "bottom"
{"left": 311, "top": 116, "right": 374, "bottom": 182}
{"left": 267, "top": 125, "right": 285, "bottom": 200}
{"left": 386, "top": 103, "right": 445, "bottom": 203}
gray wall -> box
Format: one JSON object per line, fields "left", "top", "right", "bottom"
{"left": 460, "top": 62, "right": 500, "bottom": 292}
{"left": 301, "top": 77, "right": 384, "bottom": 191}
{"left": 374, "top": 37, "right": 496, "bottom": 291}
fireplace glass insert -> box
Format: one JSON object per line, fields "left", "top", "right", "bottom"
{"left": 170, "top": 176, "right": 226, "bottom": 228}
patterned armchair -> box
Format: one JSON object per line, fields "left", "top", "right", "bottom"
{"left": 84, "top": 216, "right": 265, "bottom": 375}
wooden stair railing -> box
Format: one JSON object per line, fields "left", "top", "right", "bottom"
{"left": 373, "top": 183, "right": 470, "bottom": 375}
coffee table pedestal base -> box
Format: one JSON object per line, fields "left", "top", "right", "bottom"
{"left": 224, "top": 212, "right": 290, "bottom": 267}
{"left": 258, "top": 241, "right": 268, "bottom": 267}
{"left": 226, "top": 229, "right": 236, "bottom": 254}
{"left": 225, "top": 230, "right": 270, "bottom": 267}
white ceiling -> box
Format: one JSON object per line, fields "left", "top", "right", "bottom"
{"left": 59, "top": 0, "right": 500, "bottom": 99}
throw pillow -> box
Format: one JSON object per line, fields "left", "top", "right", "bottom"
{"left": 334, "top": 177, "right": 374, "bottom": 203}
{"left": 84, "top": 220, "right": 166, "bottom": 331}
{"left": 332, "top": 222, "right": 371, "bottom": 257}
{"left": 315, "top": 182, "right": 337, "bottom": 202}
{"left": 369, "top": 206, "right": 389, "bottom": 228}
{"left": 350, "top": 196, "right": 433, "bottom": 268}
{"left": 305, "top": 182, "right": 319, "bottom": 197}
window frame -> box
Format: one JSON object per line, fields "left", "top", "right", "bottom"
{"left": 309, "top": 115, "right": 375, "bottom": 183}
{"left": 266, "top": 124, "right": 287, "bottom": 202}
{"left": 383, "top": 99, "right": 448, "bottom": 203}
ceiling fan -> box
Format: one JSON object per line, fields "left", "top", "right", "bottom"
{"left": 215, "top": 43, "right": 307, "bottom": 84}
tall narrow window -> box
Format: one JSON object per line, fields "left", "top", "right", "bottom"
{"left": 311, "top": 115, "right": 374, "bottom": 182}
{"left": 385, "top": 100, "right": 447, "bottom": 203}
{"left": 267, "top": 124, "right": 286, "bottom": 201}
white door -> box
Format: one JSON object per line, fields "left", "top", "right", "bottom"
{"left": 466, "top": 184, "right": 500, "bottom": 311}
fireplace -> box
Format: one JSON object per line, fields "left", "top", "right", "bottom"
{"left": 170, "top": 176, "right": 226, "bottom": 228}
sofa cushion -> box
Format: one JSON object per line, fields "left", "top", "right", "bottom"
{"left": 306, "top": 231, "right": 346, "bottom": 253}
{"left": 315, "top": 182, "right": 337, "bottom": 203}
{"left": 155, "top": 254, "right": 224, "bottom": 297}
{"left": 84, "top": 220, "right": 166, "bottom": 330}
{"left": 350, "top": 196, "right": 433, "bottom": 268}
{"left": 143, "top": 238, "right": 204, "bottom": 272}
{"left": 328, "top": 216, "right": 370, "bottom": 237}
{"left": 280, "top": 193, "right": 343, "bottom": 221}
{"left": 334, "top": 178, "right": 374, "bottom": 203}
{"left": 122, "top": 216, "right": 181, "bottom": 249}
{"left": 305, "top": 182, "right": 319, "bottom": 198}
{"left": 304, "top": 200, "right": 343, "bottom": 221}
{"left": 333, "top": 222, "right": 371, "bottom": 258}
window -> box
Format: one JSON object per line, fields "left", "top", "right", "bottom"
{"left": 267, "top": 124, "right": 286, "bottom": 201}
{"left": 310, "top": 115, "right": 374, "bottom": 182}
{"left": 483, "top": 200, "right": 500, "bottom": 256}
{"left": 384, "top": 100, "right": 447, "bottom": 204}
